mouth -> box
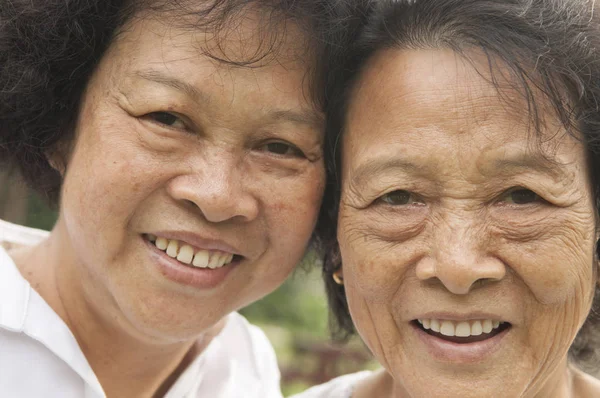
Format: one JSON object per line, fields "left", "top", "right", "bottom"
{"left": 412, "top": 318, "right": 511, "bottom": 344}
{"left": 145, "top": 234, "right": 243, "bottom": 270}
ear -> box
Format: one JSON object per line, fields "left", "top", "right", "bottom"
{"left": 45, "top": 143, "right": 70, "bottom": 177}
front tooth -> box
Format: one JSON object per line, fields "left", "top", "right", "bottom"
{"left": 455, "top": 322, "right": 471, "bottom": 337}
{"left": 471, "top": 321, "right": 483, "bottom": 336}
{"left": 177, "top": 245, "right": 194, "bottom": 264}
{"left": 492, "top": 320, "right": 500, "bottom": 329}
{"left": 482, "top": 319, "right": 493, "bottom": 333}
{"left": 440, "top": 321, "right": 455, "bottom": 337}
{"left": 166, "top": 240, "right": 179, "bottom": 258}
{"left": 155, "top": 237, "right": 168, "bottom": 251}
{"left": 422, "top": 319, "right": 431, "bottom": 330}
{"left": 430, "top": 319, "right": 440, "bottom": 333}
{"left": 193, "top": 250, "right": 209, "bottom": 268}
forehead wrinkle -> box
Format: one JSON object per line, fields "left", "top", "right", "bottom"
{"left": 133, "top": 68, "right": 213, "bottom": 105}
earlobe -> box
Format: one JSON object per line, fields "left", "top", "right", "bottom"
{"left": 46, "top": 149, "right": 67, "bottom": 177}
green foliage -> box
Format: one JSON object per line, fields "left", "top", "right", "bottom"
{"left": 240, "top": 266, "right": 329, "bottom": 338}
{"left": 26, "top": 193, "right": 57, "bottom": 230}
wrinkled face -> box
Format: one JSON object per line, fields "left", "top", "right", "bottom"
{"left": 338, "top": 48, "right": 598, "bottom": 397}
{"left": 58, "top": 11, "right": 325, "bottom": 341}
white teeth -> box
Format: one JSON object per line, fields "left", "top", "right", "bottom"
{"left": 455, "top": 322, "right": 471, "bottom": 337}
{"left": 422, "top": 319, "right": 431, "bottom": 330}
{"left": 192, "top": 250, "right": 209, "bottom": 268}
{"left": 482, "top": 319, "right": 493, "bottom": 333}
{"left": 151, "top": 237, "right": 235, "bottom": 269}
{"left": 418, "top": 318, "right": 505, "bottom": 338}
{"left": 471, "top": 320, "right": 483, "bottom": 336}
{"left": 166, "top": 240, "right": 179, "bottom": 258}
{"left": 207, "top": 253, "right": 221, "bottom": 269}
{"left": 177, "top": 245, "right": 194, "bottom": 265}
{"left": 440, "top": 321, "right": 455, "bottom": 337}
{"left": 155, "top": 237, "right": 168, "bottom": 251}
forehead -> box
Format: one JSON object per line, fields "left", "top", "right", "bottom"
{"left": 90, "top": 7, "right": 322, "bottom": 126}
{"left": 343, "top": 48, "right": 581, "bottom": 170}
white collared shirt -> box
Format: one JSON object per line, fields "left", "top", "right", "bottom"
{"left": 0, "top": 220, "right": 283, "bottom": 398}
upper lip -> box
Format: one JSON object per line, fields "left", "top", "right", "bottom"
{"left": 148, "top": 230, "right": 244, "bottom": 256}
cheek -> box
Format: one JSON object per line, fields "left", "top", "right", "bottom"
{"left": 339, "top": 211, "right": 418, "bottom": 303}
{"left": 502, "top": 223, "right": 596, "bottom": 306}
{"left": 263, "top": 164, "right": 325, "bottom": 240}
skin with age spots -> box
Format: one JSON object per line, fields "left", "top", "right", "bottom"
{"left": 10, "top": 11, "right": 325, "bottom": 398}
{"left": 337, "top": 48, "right": 600, "bottom": 397}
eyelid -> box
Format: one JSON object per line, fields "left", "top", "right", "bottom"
{"left": 496, "top": 186, "right": 544, "bottom": 205}
{"left": 259, "top": 140, "right": 307, "bottom": 159}
{"left": 143, "top": 111, "right": 193, "bottom": 132}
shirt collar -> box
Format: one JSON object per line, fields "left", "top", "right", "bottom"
{"left": 0, "top": 246, "right": 106, "bottom": 396}
{"left": 0, "top": 246, "right": 30, "bottom": 331}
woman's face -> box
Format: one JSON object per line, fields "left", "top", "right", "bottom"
{"left": 57, "top": 12, "right": 325, "bottom": 341}
{"left": 338, "top": 48, "right": 598, "bottom": 397}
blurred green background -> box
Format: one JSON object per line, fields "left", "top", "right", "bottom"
{"left": 0, "top": 170, "right": 376, "bottom": 396}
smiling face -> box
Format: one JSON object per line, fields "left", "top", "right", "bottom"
{"left": 338, "top": 48, "right": 598, "bottom": 397}
{"left": 53, "top": 10, "right": 325, "bottom": 342}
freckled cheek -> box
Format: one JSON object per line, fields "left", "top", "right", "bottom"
{"left": 339, "top": 230, "right": 405, "bottom": 303}
{"left": 262, "top": 168, "right": 325, "bottom": 241}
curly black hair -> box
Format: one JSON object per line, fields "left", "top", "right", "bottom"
{"left": 0, "top": 0, "right": 350, "bottom": 209}
{"left": 320, "top": 0, "right": 600, "bottom": 372}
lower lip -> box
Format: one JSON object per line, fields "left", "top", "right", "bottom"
{"left": 412, "top": 322, "right": 509, "bottom": 364}
{"left": 144, "top": 237, "right": 237, "bottom": 289}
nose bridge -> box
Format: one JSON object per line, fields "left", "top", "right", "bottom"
{"left": 436, "top": 210, "right": 480, "bottom": 264}
{"left": 170, "top": 144, "right": 258, "bottom": 223}
{"left": 427, "top": 208, "right": 503, "bottom": 294}
{"left": 201, "top": 147, "right": 239, "bottom": 193}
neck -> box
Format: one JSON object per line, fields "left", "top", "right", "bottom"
{"left": 11, "top": 220, "right": 224, "bottom": 397}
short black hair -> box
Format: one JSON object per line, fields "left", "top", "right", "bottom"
{"left": 320, "top": 0, "right": 600, "bottom": 371}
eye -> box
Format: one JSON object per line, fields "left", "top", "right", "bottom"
{"left": 378, "top": 190, "right": 422, "bottom": 206}
{"left": 261, "top": 141, "right": 306, "bottom": 158}
{"left": 500, "top": 188, "right": 541, "bottom": 205}
{"left": 144, "top": 112, "right": 187, "bottom": 129}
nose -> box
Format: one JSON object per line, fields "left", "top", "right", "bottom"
{"left": 415, "top": 216, "right": 506, "bottom": 294}
{"left": 167, "top": 153, "right": 259, "bottom": 223}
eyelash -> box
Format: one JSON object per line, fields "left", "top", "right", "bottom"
{"left": 143, "top": 111, "right": 189, "bottom": 131}
{"left": 374, "top": 186, "right": 546, "bottom": 207}
{"left": 496, "top": 187, "right": 545, "bottom": 206}
{"left": 376, "top": 190, "right": 424, "bottom": 206}
{"left": 142, "top": 112, "right": 308, "bottom": 159}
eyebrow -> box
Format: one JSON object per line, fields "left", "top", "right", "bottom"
{"left": 350, "top": 158, "right": 425, "bottom": 188}
{"left": 490, "top": 154, "right": 568, "bottom": 180}
{"left": 349, "top": 153, "right": 569, "bottom": 188}
{"left": 134, "top": 69, "right": 324, "bottom": 130}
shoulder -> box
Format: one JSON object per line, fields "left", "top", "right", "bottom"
{"left": 572, "top": 367, "right": 600, "bottom": 397}
{"left": 0, "top": 219, "right": 48, "bottom": 248}
{"left": 290, "top": 371, "right": 373, "bottom": 398}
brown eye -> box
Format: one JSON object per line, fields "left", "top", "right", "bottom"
{"left": 380, "top": 190, "right": 414, "bottom": 205}
{"left": 502, "top": 188, "right": 540, "bottom": 205}
{"left": 146, "top": 112, "right": 186, "bottom": 129}
{"left": 263, "top": 142, "right": 305, "bottom": 158}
